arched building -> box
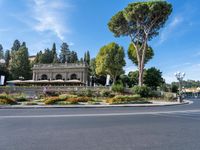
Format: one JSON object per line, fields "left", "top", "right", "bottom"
{"left": 32, "top": 63, "right": 89, "bottom": 85}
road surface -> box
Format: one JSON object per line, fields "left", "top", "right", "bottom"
{"left": 0, "top": 99, "right": 200, "bottom": 150}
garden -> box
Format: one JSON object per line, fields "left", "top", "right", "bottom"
{"left": 0, "top": 84, "right": 177, "bottom": 106}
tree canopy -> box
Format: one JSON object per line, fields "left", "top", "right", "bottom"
{"left": 108, "top": 0, "right": 172, "bottom": 86}
{"left": 144, "top": 67, "right": 164, "bottom": 90}
{"left": 128, "top": 43, "right": 154, "bottom": 66}
{"left": 96, "top": 42, "right": 126, "bottom": 84}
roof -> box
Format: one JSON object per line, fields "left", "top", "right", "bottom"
{"left": 7, "top": 80, "right": 85, "bottom": 85}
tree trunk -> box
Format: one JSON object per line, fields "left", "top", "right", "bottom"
{"left": 138, "top": 67, "right": 143, "bottom": 86}
{"left": 138, "top": 36, "right": 148, "bottom": 87}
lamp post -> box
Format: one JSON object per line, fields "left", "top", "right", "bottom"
{"left": 174, "top": 72, "right": 185, "bottom": 103}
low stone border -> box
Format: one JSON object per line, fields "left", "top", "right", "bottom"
{"left": 0, "top": 100, "right": 191, "bottom": 109}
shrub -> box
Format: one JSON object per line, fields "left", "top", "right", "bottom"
{"left": 77, "top": 89, "right": 93, "bottom": 97}
{"left": 163, "top": 92, "right": 176, "bottom": 101}
{"left": 100, "top": 90, "right": 112, "bottom": 97}
{"left": 45, "top": 91, "right": 60, "bottom": 97}
{"left": 149, "top": 90, "right": 161, "bottom": 98}
{"left": 44, "top": 97, "right": 62, "bottom": 105}
{"left": 66, "top": 97, "right": 93, "bottom": 103}
{"left": 111, "top": 83, "right": 124, "bottom": 93}
{"left": 106, "top": 95, "right": 149, "bottom": 104}
{"left": 59, "top": 94, "right": 77, "bottom": 100}
{"left": 15, "top": 96, "right": 28, "bottom": 102}
{"left": 0, "top": 94, "right": 17, "bottom": 105}
{"left": 132, "top": 85, "right": 151, "bottom": 97}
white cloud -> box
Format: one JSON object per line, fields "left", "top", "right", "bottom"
{"left": 163, "top": 63, "right": 200, "bottom": 83}
{"left": 159, "top": 16, "right": 183, "bottom": 44}
{"left": 31, "top": 0, "right": 72, "bottom": 41}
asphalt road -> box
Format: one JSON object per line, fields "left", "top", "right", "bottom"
{"left": 0, "top": 99, "right": 200, "bottom": 150}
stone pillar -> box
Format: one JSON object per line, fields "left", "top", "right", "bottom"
{"left": 83, "top": 71, "right": 85, "bottom": 83}
{"left": 81, "top": 72, "right": 83, "bottom": 82}
{"left": 35, "top": 73, "right": 38, "bottom": 80}
{"left": 32, "top": 72, "right": 35, "bottom": 81}
{"left": 50, "top": 72, "right": 53, "bottom": 80}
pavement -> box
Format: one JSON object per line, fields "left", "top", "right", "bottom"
{"left": 0, "top": 98, "right": 199, "bottom": 150}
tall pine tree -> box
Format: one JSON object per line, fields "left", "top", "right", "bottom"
{"left": 0, "top": 44, "right": 4, "bottom": 59}
{"left": 4, "top": 50, "right": 10, "bottom": 68}
{"left": 10, "top": 44, "right": 31, "bottom": 80}
{"left": 59, "top": 42, "right": 70, "bottom": 63}
{"left": 11, "top": 40, "right": 21, "bottom": 52}
{"left": 51, "top": 43, "right": 58, "bottom": 63}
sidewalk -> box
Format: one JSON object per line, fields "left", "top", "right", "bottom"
{"left": 0, "top": 100, "right": 191, "bottom": 109}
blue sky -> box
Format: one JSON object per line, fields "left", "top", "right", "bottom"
{"left": 0, "top": 0, "right": 200, "bottom": 83}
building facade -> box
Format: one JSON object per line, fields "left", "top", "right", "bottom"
{"left": 32, "top": 63, "right": 89, "bottom": 84}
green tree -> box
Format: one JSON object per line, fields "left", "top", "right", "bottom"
{"left": 0, "top": 44, "right": 4, "bottom": 59}
{"left": 11, "top": 39, "right": 21, "bottom": 52}
{"left": 108, "top": 1, "right": 172, "bottom": 86}
{"left": 90, "top": 58, "right": 96, "bottom": 76}
{"left": 84, "top": 51, "right": 90, "bottom": 65}
{"left": 144, "top": 67, "right": 164, "bottom": 90}
{"left": 59, "top": 42, "right": 70, "bottom": 63}
{"left": 70, "top": 51, "right": 78, "bottom": 63}
{"left": 119, "top": 74, "right": 131, "bottom": 87}
{"left": 128, "top": 43, "right": 154, "bottom": 66}
{"left": 10, "top": 45, "right": 31, "bottom": 80}
{"left": 171, "top": 84, "right": 178, "bottom": 93}
{"left": 4, "top": 50, "right": 10, "bottom": 68}
{"left": 34, "top": 51, "right": 43, "bottom": 64}
{"left": 96, "top": 42, "right": 126, "bottom": 84}
{"left": 40, "top": 48, "right": 53, "bottom": 64}
{"left": 51, "top": 43, "right": 59, "bottom": 63}
{"left": 79, "top": 57, "right": 84, "bottom": 63}
{"left": 128, "top": 71, "right": 139, "bottom": 87}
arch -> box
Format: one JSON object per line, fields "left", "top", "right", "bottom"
{"left": 71, "top": 74, "right": 77, "bottom": 80}
{"left": 41, "top": 74, "right": 48, "bottom": 80}
{"left": 56, "top": 74, "right": 62, "bottom": 80}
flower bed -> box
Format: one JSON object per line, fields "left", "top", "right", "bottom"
{"left": 106, "top": 95, "right": 150, "bottom": 104}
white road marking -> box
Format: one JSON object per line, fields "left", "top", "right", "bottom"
{"left": 0, "top": 109, "right": 200, "bottom": 119}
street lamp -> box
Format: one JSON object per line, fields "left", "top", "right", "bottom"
{"left": 174, "top": 71, "right": 185, "bottom": 103}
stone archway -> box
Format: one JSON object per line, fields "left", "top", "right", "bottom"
{"left": 56, "top": 74, "right": 62, "bottom": 80}
{"left": 41, "top": 74, "right": 48, "bottom": 80}
{"left": 71, "top": 74, "right": 77, "bottom": 80}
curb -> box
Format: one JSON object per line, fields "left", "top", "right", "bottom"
{"left": 0, "top": 100, "right": 191, "bottom": 109}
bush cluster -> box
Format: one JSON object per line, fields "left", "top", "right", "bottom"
{"left": 67, "top": 97, "right": 93, "bottom": 104}
{"left": 59, "top": 94, "right": 78, "bottom": 100}
{"left": 106, "top": 95, "right": 149, "bottom": 104}
{"left": 162, "top": 92, "right": 176, "bottom": 101}
{"left": 111, "top": 83, "right": 124, "bottom": 93}
{"left": 132, "top": 85, "right": 151, "bottom": 97}
{"left": 77, "top": 89, "right": 93, "bottom": 97}
{"left": 100, "top": 90, "right": 114, "bottom": 98}
{"left": 0, "top": 94, "right": 17, "bottom": 105}
{"left": 44, "top": 96, "right": 93, "bottom": 105}
{"left": 15, "top": 96, "right": 28, "bottom": 102}
{"left": 44, "top": 97, "right": 62, "bottom": 105}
